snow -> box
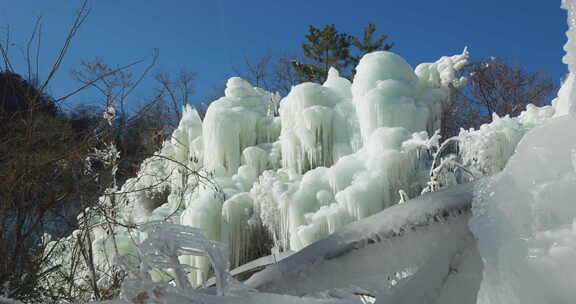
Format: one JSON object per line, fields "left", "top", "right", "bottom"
{"left": 103, "top": 105, "right": 116, "bottom": 125}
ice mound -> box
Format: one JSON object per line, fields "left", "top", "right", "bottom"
{"left": 470, "top": 115, "right": 576, "bottom": 304}
{"left": 60, "top": 49, "right": 470, "bottom": 287}
{"left": 203, "top": 77, "right": 281, "bottom": 175}
{"left": 49, "top": 2, "right": 576, "bottom": 302}
{"left": 469, "top": 2, "right": 576, "bottom": 302}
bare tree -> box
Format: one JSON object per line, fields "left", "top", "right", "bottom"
{"left": 235, "top": 52, "right": 300, "bottom": 96}
{"left": 0, "top": 2, "right": 169, "bottom": 302}
{"left": 71, "top": 52, "right": 158, "bottom": 124}
{"left": 154, "top": 69, "right": 195, "bottom": 125}
{"left": 69, "top": 55, "right": 185, "bottom": 183}
{"left": 442, "top": 57, "right": 556, "bottom": 138}
{"left": 272, "top": 54, "right": 299, "bottom": 95}
{"left": 235, "top": 54, "right": 272, "bottom": 90}
{"left": 0, "top": 2, "right": 103, "bottom": 302}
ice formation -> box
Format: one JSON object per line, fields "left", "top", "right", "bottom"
{"left": 203, "top": 77, "right": 280, "bottom": 175}
{"left": 58, "top": 48, "right": 470, "bottom": 289}
{"left": 280, "top": 69, "right": 355, "bottom": 172}
{"left": 246, "top": 182, "right": 480, "bottom": 299}
{"left": 560, "top": 0, "right": 576, "bottom": 117}
{"left": 470, "top": 115, "right": 576, "bottom": 304}
{"left": 51, "top": 2, "right": 576, "bottom": 302}
{"left": 468, "top": 1, "right": 576, "bottom": 303}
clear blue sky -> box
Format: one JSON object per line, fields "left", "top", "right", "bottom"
{"left": 1, "top": 1, "right": 568, "bottom": 110}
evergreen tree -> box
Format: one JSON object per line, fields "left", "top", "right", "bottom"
{"left": 291, "top": 23, "right": 394, "bottom": 83}
{"left": 350, "top": 22, "right": 394, "bottom": 73}
{"left": 292, "top": 24, "right": 353, "bottom": 83}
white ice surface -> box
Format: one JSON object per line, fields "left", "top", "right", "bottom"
{"left": 246, "top": 182, "right": 480, "bottom": 301}
{"left": 470, "top": 115, "right": 576, "bottom": 304}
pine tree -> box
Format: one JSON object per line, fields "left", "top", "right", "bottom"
{"left": 292, "top": 23, "right": 394, "bottom": 83}
{"left": 350, "top": 22, "right": 394, "bottom": 73}
{"left": 291, "top": 24, "right": 353, "bottom": 83}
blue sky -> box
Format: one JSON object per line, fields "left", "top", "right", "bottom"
{"left": 1, "top": 1, "right": 568, "bottom": 110}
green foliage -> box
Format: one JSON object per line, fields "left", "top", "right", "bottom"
{"left": 350, "top": 22, "right": 394, "bottom": 73}
{"left": 293, "top": 24, "right": 352, "bottom": 83}
{"left": 292, "top": 23, "right": 394, "bottom": 83}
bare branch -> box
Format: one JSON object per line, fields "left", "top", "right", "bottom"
{"left": 25, "top": 16, "right": 43, "bottom": 83}
{"left": 39, "top": 0, "right": 90, "bottom": 93}
{"left": 55, "top": 59, "right": 145, "bottom": 103}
